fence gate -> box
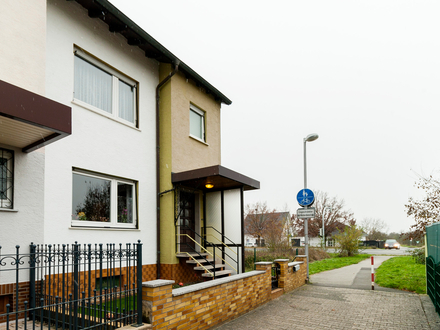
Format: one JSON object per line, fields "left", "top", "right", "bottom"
{"left": 0, "top": 241, "right": 143, "bottom": 330}
{"left": 426, "top": 223, "right": 440, "bottom": 316}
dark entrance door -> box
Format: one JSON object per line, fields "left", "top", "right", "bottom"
{"left": 179, "top": 191, "right": 196, "bottom": 252}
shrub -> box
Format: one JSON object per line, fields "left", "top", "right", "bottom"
{"left": 334, "top": 225, "right": 363, "bottom": 257}
{"left": 410, "top": 247, "right": 425, "bottom": 265}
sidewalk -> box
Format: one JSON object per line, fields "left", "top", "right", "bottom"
{"left": 310, "top": 255, "right": 396, "bottom": 290}
{"left": 214, "top": 256, "right": 440, "bottom": 329}
{"left": 213, "top": 285, "right": 440, "bottom": 330}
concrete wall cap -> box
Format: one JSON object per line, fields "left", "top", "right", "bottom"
{"left": 274, "top": 259, "right": 289, "bottom": 262}
{"left": 142, "top": 279, "right": 175, "bottom": 288}
{"left": 172, "top": 270, "right": 265, "bottom": 297}
{"left": 288, "top": 261, "right": 304, "bottom": 267}
{"left": 254, "top": 261, "right": 273, "bottom": 265}
{"left": 117, "top": 324, "right": 152, "bottom": 330}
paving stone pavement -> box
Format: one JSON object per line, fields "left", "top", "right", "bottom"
{"left": 213, "top": 285, "right": 440, "bottom": 330}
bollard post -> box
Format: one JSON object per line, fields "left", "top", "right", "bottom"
{"left": 371, "top": 256, "right": 374, "bottom": 290}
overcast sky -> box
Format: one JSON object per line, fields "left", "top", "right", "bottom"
{"left": 110, "top": 0, "right": 440, "bottom": 234}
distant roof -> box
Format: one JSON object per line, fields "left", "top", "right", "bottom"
{"left": 70, "top": 0, "right": 232, "bottom": 105}
{"left": 245, "top": 212, "right": 290, "bottom": 221}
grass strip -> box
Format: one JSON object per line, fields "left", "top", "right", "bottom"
{"left": 309, "top": 254, "right": 371, "bottom": 275}
{"left": 375, "top": 256, "right": 426, "bottom": 294}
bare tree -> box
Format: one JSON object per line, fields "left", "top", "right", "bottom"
{"left": 264, "top": 212, "right": 290, "bottom": 250}
{"left": 360, "top": 218, "right": 388, "bottom": 240}
{"left": 291, "top": 191, "right": 356, "bottom": 244}
{"left": 244, "top": 202, "right": 275, "bottom": 246}
{"left": 405, "top": 175, "right": 440, "bottom": 238}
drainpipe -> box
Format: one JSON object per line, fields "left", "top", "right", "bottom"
{"left": 156, "top": 62, "right": 179, "bottom": 279}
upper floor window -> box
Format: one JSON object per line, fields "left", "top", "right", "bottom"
{"left": 71, "top": 170, "right": 137, "bottom": 228}
{"left": 189, "top": 104, "right": 205, "bottom": 142}
{"left": 74, "top": 49, "right": 137, "bottom": 126}
{"left": 0, "top": 148, "right": 13, "bottom": 209}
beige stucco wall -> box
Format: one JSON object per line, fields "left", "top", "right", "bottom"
{"left": 167, "top": 67, "right": 222, "bottom": 172}
{"left": 158, "top": 64, "right": 222, "bottom": 265}
{"left": 0, "top": 0, "right": 46, "bottom": 94}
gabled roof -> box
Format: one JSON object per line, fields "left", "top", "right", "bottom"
{"left": 70, "top": 0, "right": 232, "bottom": 105}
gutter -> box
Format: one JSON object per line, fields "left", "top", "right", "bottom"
{"left": 156, "top": 62, "right": 180, "bottom": 279}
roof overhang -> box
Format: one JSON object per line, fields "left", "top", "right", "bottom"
{"left": 172, "top": 165, "right": 260, "bottom": 193}
{"left": 69, "top": 0, "right": 232, "bottom": 105}
{"left": 0, "top": 80, "right": 72, "bottom": 153}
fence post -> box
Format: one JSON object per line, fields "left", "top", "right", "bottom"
{"left": 29, "top": 243, "right": 36, "bottom": 318}
{"left": 73, "top": 242, "right": 79, "bottom": 330}
{"left": 134, "top": 240, "right": 143, "bottom": 326}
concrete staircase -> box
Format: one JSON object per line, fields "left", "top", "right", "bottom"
{"left": 176, "top": 252, "right": 232, "bottom": 280}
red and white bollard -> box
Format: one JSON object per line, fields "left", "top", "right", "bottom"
{"left": 371, "top": 256, "right": 374, "bottom": 290}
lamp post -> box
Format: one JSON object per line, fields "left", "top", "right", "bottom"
{"left": 322, "top": 206, "right": 332, "bottom": 249}
{"left": 303, "top": 133, "right": 318, "bottom": 282}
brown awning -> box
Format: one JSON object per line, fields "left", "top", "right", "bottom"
{"left": 0, "top": 80, "right": 72, "bottom": 152}
{"left": 172, "top": 165, "right": 260, "bottom": 192}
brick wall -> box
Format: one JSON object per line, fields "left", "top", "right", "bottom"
{"left": 142, "top": 263, "right": 273, "bottom": 329}
{"left": 0, "top": 281, "right": 31, "bottom": 323}
{"left": 274, "top": 256, "right": 307, "bottom": 293}
{"left": 160, "top": 262, "right": 199, "bottom": 285}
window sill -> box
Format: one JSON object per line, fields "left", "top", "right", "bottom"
{"left": 0, "top": 208, "right": 18, "bottom": 212}
{"left": 72, "top": 99, "right": 141, "bottom": 132}
{"left": 70, "top": 226, "right": 140, "bottom": 231}
{"left": 189, "top": 135, "right": 209, "bottom": 146}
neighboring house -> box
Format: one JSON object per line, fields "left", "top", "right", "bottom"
{"left": 295, "top": 225, "right": 367, "bottom": 247}
{"left": 0, "top": 0, "right": 259, "bottom": 287}
{"left": 245, "top": 212, "right": 291, "bottom": 247}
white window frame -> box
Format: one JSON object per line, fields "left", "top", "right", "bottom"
{"left": 0, "top": 148, "right": 13, "bottom": 209}
{"left": 189, "top": 104, "right": 206, "bottom": 142}
{"left": 71, "top": 169, "right": 137, "bottom": 229}
{"left": 73, "top": 48, "right": 138, "bottom": 127}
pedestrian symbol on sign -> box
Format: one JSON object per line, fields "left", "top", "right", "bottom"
{"left": 296, "top": 189, "right": 315, "bottom": 207}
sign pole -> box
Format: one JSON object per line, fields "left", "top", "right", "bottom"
{"left": 303, "top": 139, "right": 309, "bottom": 282}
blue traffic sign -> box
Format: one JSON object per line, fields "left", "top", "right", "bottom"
{"left": 297, "top": 189, "right": 315, "bottom": 207}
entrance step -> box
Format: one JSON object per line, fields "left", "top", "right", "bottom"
{"left": 193, "top": 264, "right": 225, "bottom": 271}
{"left": 201, "top": 270, "right": 232, "bottom": 278}
{"left": 176, "top": 252, "right": 209, "bottom": 258}
{"left": 186, "top": 258, "right": 214, "bottom": 265}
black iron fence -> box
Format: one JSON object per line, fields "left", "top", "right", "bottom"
{"left": 271, "top": 263, "right": 280, "bottom": 289}
{"left": 0, "top": 241, "right": 143, "bottom": 330}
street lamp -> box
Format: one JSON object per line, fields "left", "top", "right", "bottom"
{"left": 322, "top": 206, "right": 332, "bottom": 249}
{"left": 303, "top": 133, "right": 318, "bottom": 282}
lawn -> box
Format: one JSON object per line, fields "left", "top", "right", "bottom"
{"left": 309, "top": 254, "right": 371, "bottom": 275}
{"left": 375, "top": 256, "right": 426, "bottom": 294}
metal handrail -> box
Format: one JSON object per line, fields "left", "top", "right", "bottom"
{"left": 177, "top": 232, "right": 237, "bottom": 273}
{"left": 176, "top": 234, "right": 214, "bottom": 276}
{"left": 203, "top": 226, "right": 239, "bottom": 272}
{"left": 205, "top": 234, "right": 238, "bottom": 256}
{"left": 204, "top": 226, "right": 238, "bottom": 245}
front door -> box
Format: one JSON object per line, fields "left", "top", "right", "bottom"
{"left": 179, "top": 191, "right": 196, "bottom": 252}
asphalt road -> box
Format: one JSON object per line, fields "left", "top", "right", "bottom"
{"left": 325, "top": 246, "right": 417, "bottom": 256}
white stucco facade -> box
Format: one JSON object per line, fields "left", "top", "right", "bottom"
{"left": 42, "top": 0, "right": 158, "bottom": 264}
{"left": 0, "top": 0, "right": 47, "bottom": 254}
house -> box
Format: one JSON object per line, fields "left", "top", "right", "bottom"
{"left": 0, "top": 0, "right": 259, "bottom": 288}
{"left": 244, "top": 211, "right": 291, "bottom": 247}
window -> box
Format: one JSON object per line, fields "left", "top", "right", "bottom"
{"left": 74, "top": 49, "right": 137, "bottom": 126}
{"left": 189, "top": 104, "right": 205, "bottom": 142}
{"left": 0, "top": 148, "right": 13, "bottom": 209}
{"left": 72, "top": 170, "right": 136, "bottom": 228}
